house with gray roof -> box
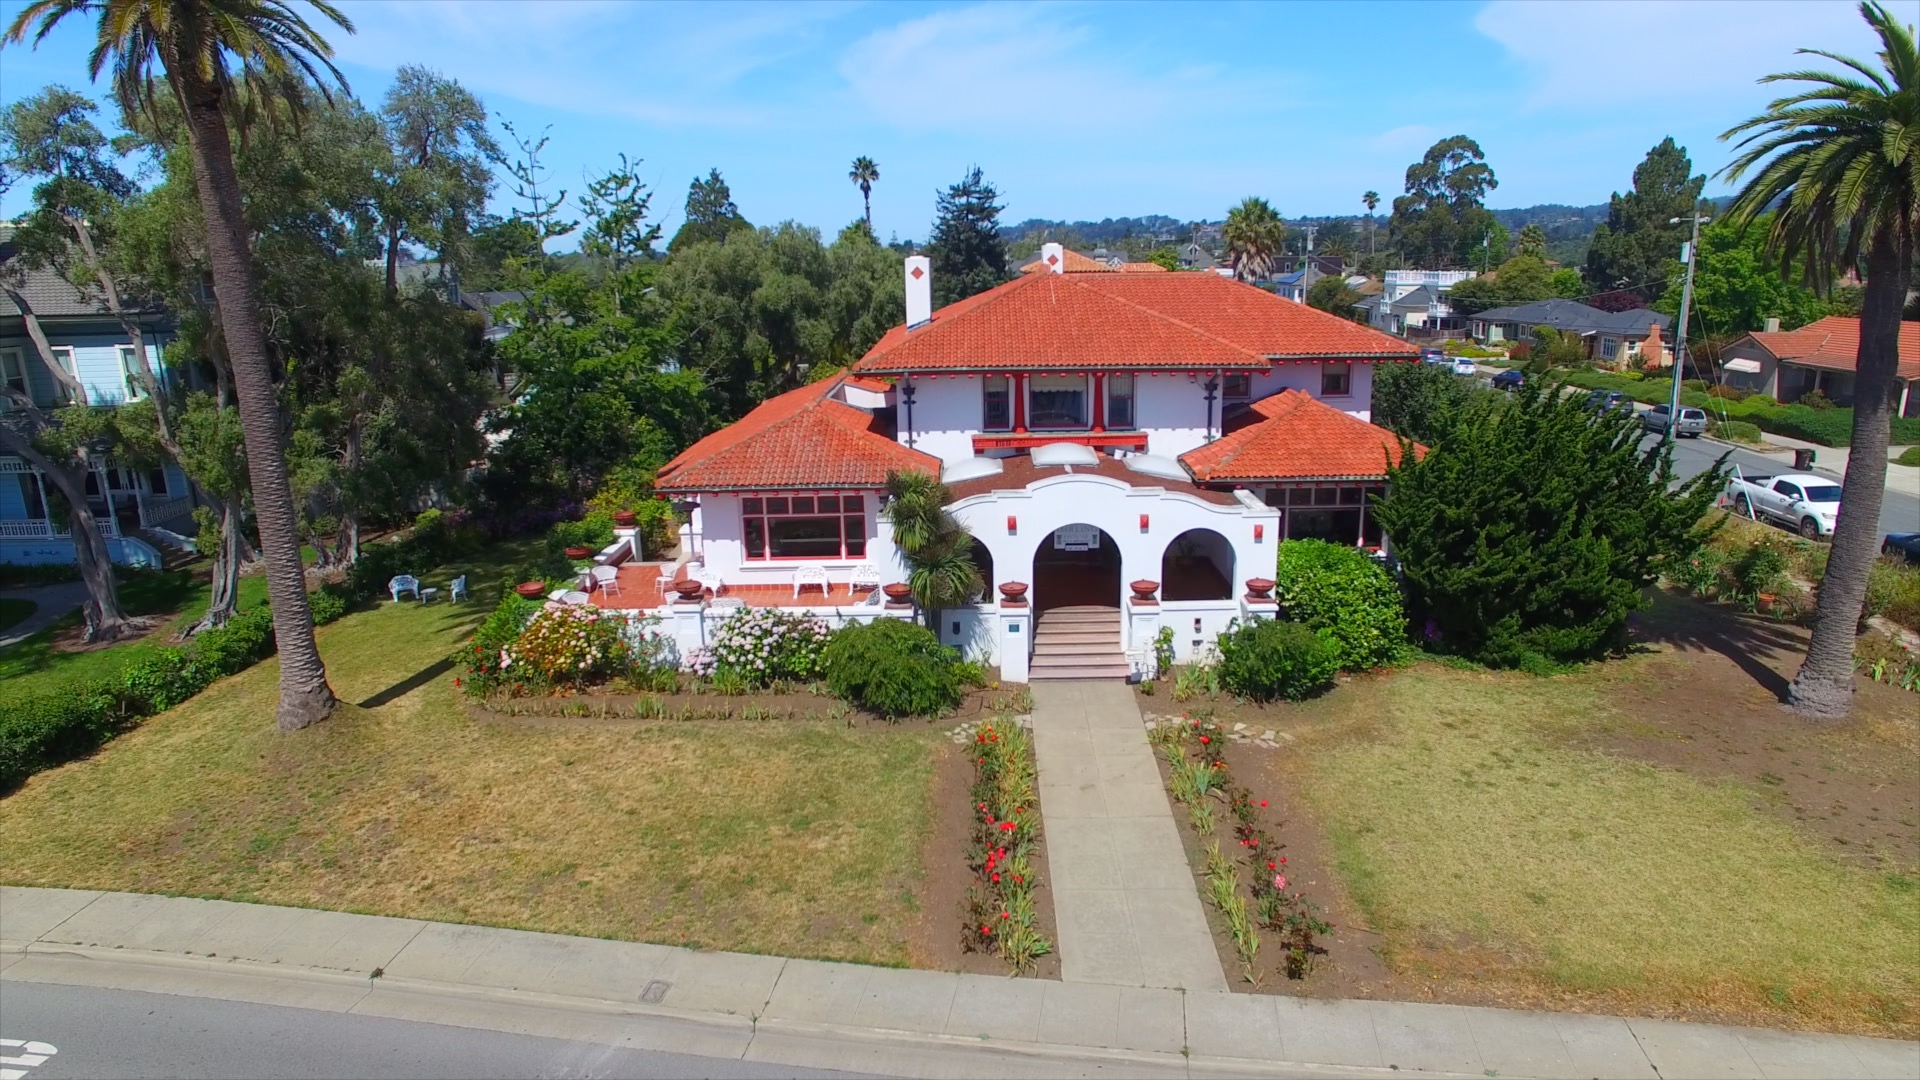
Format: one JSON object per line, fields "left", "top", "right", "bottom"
{"left": 1468, "top": 299, "right": 1672, "bottom": 368}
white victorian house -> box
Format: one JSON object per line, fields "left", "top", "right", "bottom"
{"left": 608, "top": 244, "right": 1421, "bottom": 682}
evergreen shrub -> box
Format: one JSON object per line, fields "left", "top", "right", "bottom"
{"left": 823, "top": 618, "right": 965, "bottom": 719}
{"left": 1271, "top": 540, "right": 1407, "bottom": 670}
{"left": 1215, "top": 619, "right": 1339, "bottom": 702}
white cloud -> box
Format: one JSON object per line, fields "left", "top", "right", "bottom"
{"left": 836, "top": 5, "right": 1275, "bottom": 138}
{"left": 328, "top": 0, "right": 850, "bottom": 126}
{"left": 1368, "top": 124, "right": 1440, "bottom": 152}
{"left": 1475, "top": 0, "right": 1875, "bottom": 111}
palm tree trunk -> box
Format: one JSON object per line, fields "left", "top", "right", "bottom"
{"left": 1788, "top": 233, "right": 1911, "bottom": 718}
{"left": 863, "top": 188, "right": 873, "bottom": 234}
{"left": 177, "top": 82, "right": 336, "bottom": 731}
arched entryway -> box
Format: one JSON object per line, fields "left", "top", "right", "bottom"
{"left": 967, "top": 538, "right": 995, "bottom": 602}
{"left": 1161, "top": 528, "right": 1234, "bottom": 600}
{"left": 1032, "top": 522, "right": 1121, "bottom": 614}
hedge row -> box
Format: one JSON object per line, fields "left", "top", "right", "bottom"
{"left": 1558, "top": 369, "right": 1920, "bottom": 447}
{"left": 0, "top": 606, "right": 279, "bottom": 790}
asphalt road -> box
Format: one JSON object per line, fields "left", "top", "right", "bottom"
{"left": 0, "top": 983, "right": 874, "bottom": 1080}
{"left": 1652, "top": 431, "right": 1920, "bottom": 539}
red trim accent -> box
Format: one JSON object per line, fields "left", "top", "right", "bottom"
{"left": 1012, "top": 373, "right": 1028, "bottom": 433}
{"left": 1091, "top": 372, "right": 1106, "bottom": 433}
{"left": 971, "top": 432, "right": 1149, "bottom": 452}
{"left": 1139, "top": 513, "right": 1149, "bottom": 531}
{"left": 1006, "top": 515, "right": 1017, "bottom": 534}
{"left": 1254, "top": 524, "right": 1265, "bottom": 541}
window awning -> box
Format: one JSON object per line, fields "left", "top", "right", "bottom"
{"left": 1723, "top": 357, "right": 1763, "bottom": 374}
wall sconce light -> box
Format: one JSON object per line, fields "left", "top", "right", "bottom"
{"left": 1254, "top": 524, "right": 1265, "bottom": 542}
{"left": 1139, "top": 513, "right": 1150, "bottom": 532}
{"left": 1007, "top": 515, "right": 1017, "bottom": 535}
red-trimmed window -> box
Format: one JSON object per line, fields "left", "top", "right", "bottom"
{"left": 1321, "top": 362, "right": 1352, "bottom": 397}
{"left": 982, "top": 375, "right": 1011, "bottom": 431}
{"left": 741, "top": 494, "right": 867, "bottom": 560}
{"left": 1222, "top": 373, "right": 1252, "bottom": 400}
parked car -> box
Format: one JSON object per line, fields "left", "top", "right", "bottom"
{"left": 1451, "top": 358, "right": 1477, "bottom": 377}
{"left": 1491, "top": 369, "right": 1525, "bottom": 391}
{"left": 1724, "top": 472, "right": 1842, "bottom": 539}
{"left": 1640, "top": 404, "right": 1709, "bottom": 438}
{"left": 1420, "top": 348, "right": 1447, "bottom": 365}
{"left": 1584, "top": 390, "right": 1634, "bottom": 413}
{"left": 1884, "top": 532, "right": 1920, "bottom": 565}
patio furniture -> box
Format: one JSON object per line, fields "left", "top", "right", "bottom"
{"left": 858, "top": 586, "right": 887, "bottom": 607}
{"left": 849, "top": 562, "right": 881, "bottom": 593}
{"left": 419, "top": 586, "right": 440, "bottom": 604}
{"left": 693, "top": 566, "right": 725, "bottom": 597}
{"left": 388, "top": 575, "right": 421, "bottom": 603}
{"left": 449, "top": 576, "right": 469, "bottom": 603}
{"left": 656, "top": 566, "right": 679, "bottom": 596}
{"left": 793, "top": 563, "right": 829, "bottom": 599}
{"left": 591, "top": 565, "right": 622, "bottom": 597}
{"left": 562, "top": 590, "right": 591, "bottom": 606}
{"left": 548, "top": 589, "right": 571, "bottom": 603}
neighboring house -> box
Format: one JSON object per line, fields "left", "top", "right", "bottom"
{"left": 1360, "top": 270, "right": 1477, "bottom": 335}
{"left": 1018, "top": 248, "right": 1167, "bottom": 275}
{"left": 1469, "top": 298, "right": 1672, "bottom": 368}
{"left": 458, "top": 289, "right": 526, "bottom": 344}
{"left": 2, "top": 246, "right": 190, "bottom": 568}
{"left": 643, "top": 242, "right": 1418, "bottom": 681}
{"left": 1179, "top": 240, "right": 1219, "bottom": 272}
{"left": 1717, "top": 315, "right": 1920, "bottom": 416}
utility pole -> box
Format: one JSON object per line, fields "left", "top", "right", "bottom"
{"left": 1665, "top": 211, "right": 1709, "bottom": 445}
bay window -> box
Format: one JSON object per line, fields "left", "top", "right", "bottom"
{"left": 1321, "top": 362, "right": 1352, "bottom": 397}
{"left": 982, "top": 375, "right": 1011, "bottom": 431}
{"left": 1106, "top": 373, "right": 1135, "bottom": 429}
{"left": 1028, "top": 374, "right": 1087, "bottom": 429}
{"left": 741, "top": 494, "right": 867, "bottom": 560}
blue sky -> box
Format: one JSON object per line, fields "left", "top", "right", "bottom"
{"left": 0, "top": 0, "right": 1878, "bottom": 245}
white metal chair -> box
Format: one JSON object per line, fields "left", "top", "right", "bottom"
{"left": 388, "top": 575, "right": 421, "bottom": 603}
{"left": 562, "top": 590, "right": 591, "bottom": 606}
{"left": 591, "top": 564, "right": 622, "bottom": 597}
{"left": 849, "top": 562, "right": 881, "bottom": 593}
{"left": 793, "top": 563, "right": 829, "bottom": 599}
{"left": 694, "top": 566, "right": 725, "bottom": 597}
{"left": 449, "top": 575, "right": 469, "bottom": 603}
{"left": 656, "top": 565, "right": 680, "bottom": 596}
{"left": 858, "top": 586, "right": 887, "bottom": 607}
{"left": 547, "top": 588, "right": 571, "bottom": 603}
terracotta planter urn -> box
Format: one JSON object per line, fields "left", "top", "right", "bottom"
{"left": 564, "top": 545, "right": 593, "bottom": 560}
{"left": 1130, "top": 579, "right": 1160, "bottom": 603}
{"left": 612, "top": 510, "right": 638, "bottom": 527}
{"left": 515, "top": 581, "right": 547, "bottom": 599}
{"left": 998, "top": 582, "right": 1030, "bottom": 603}
{"left": 673, "top": 579, "right": 708, "bottom": 601}
{"left": 882, "top": 583, "right": 914, "bottom": 604}
{"left": 1244, "top": 577, "right": 1276, "bottom": 601}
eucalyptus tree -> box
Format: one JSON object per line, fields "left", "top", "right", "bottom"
{"left": 377, "top": 65, "right": 499, "bottom": 293}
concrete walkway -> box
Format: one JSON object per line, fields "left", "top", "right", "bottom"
{"left": 0, "top": 582, "right": 85, "bottom": 649}
{"left": 4, "top": 887, "right": 1915, "bottom": 1079}
{"left": 1029, "top": 681, "right": 1227, "bottom": 992}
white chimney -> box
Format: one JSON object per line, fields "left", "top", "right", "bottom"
{"left": 1041, "top": 241, "right": 1066, "bottom": 274}
{"left": 1763, "top": 316, "right": 1781, "bottom": 333}
{"left": 905, "top": 255, "right": 932, "bottom": 327}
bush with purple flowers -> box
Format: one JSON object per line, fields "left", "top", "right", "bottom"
{"left": 705, "top": 608, "right": 830, "bottom": 686}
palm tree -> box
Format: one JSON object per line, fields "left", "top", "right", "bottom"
{"left": 1719, "top": 0, "right": 1917, "bottom": 718}
{"left": 7, "top": 0, "right": 353, "bottom": 731}
{"left": 1222, "top": 196, "right": 1285, "bottom": 283}
{"left": 1362, "top": 190, "right": 1380, "bottom": 254}
{"left": 884, "top": 469, "right": 982, "bottom": 631}
{"left": 849, "top": 155, "right": 879, "bottom": 235}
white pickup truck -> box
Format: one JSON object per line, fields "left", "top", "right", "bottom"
{"left": 1724, "top": 472, "right": 1843, "bottom": 539}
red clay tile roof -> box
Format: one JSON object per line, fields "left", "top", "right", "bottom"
{"left": 655, "top": 377, "right": 938, "bottom": 492}
{"left": 841, "top": 374, "right": 893, "bottom": 393}
{"left": 1119, "top": 261, "right": 1169, "bottom": 272}
{"left": 855, "top": 271, "right": 1417, "bottom": 373}
{"left": 1746, "top": 316, "right": 1920, "bottom": 380}
{"left": 1020, "top": 248, "right": 1118, "bottom": 273}
{"left": 1179, "top": 390, "right": 1422, "bottom": 482}
{"left": 945, "top": 452, "right": 1240, "bottom": 505}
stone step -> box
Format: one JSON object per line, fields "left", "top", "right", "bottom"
{"left": 1033, "top": 638, "right": 1121, "bottom": 655}
{"left": 1032, "top": 632, "right": 1118, "bottom": 649}
{"left": 1038, "top": 608, "right": 1121, "bottom": 623}
{"left": 1035, "top": 617, "right": 1121, "bottom": 633}
{"left": 1029, "top": 662, "right": 1132, "bottom": 680}
{"left": 1032, "top": 651, "right": 1127, "bottom": 671}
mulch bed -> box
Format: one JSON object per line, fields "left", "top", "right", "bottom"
{"left": 904, "top": 740, "right": 1061, "bottom": 979}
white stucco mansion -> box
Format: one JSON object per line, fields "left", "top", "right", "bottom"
{"left": 617, "top": 244, "right": 1420, "bottom": 682}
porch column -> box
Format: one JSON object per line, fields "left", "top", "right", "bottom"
{"left": 1012, "top": 373, "right": 1027, "bottom": 434}
{"left": 1355, "top": 499, "right": 1367, "bottom": 547}
{"left": 1091, "top": 372, "right": 1106, "bottom": 433}
{"left": 1897, "top": 378, "right": 1911, "bottom": 419}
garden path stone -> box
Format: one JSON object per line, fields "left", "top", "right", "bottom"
{"left": 1028, "top": 681, "right": 1227, "bottom": 992}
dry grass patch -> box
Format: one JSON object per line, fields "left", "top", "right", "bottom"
{"left": 1283, "top": 664, "right": 1919, "bottom": 1036}
{"left": 0, "top": 586, "right": 938, "bottom": 965}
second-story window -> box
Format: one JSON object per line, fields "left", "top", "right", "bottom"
{"left": 1321, "top": 362, "right": 1352, "bottom": 397}
{"left": 49, "top": 347, "right": 77, "bottom": 404}
{"left": 1106, "top": 373, "right": 1135, "bottom": 429}
{"left": 1028, "top": 374, "right": 1086, "bottom": 429}
{"left": 1222, "top": 373, "right": 1252, "bottom": 400}
{"left": 118, "top": 346, "right": 147, "bottom": 401}
{"left": 0, "top": 348, "right": 27, "bottom": 408}
{"left": 982, "top": 375, "right": 1011, "bottom": 431}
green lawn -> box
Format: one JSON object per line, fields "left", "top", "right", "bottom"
{"left": 0, "top": 570, "right": 269, "bottom": 703}
{"left": 0, "top": 549, "right": 941, "bottom": 965}
{"left": 0, "top": 598, "right": 35, "bottom": 635}
{"left": 1281, "top": 662, "right": 1917, "bottom": 1036}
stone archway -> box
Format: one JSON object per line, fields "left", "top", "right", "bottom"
{"left": 1161, "top": 528, "right": 1235, "bottom": 600}
{"left": 1031, "top": 522, "right": 1121, "bottom": 614}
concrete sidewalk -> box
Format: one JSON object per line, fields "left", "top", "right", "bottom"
{"left": 1030, "top": 681, "right": 1226, "bottom": 992}
{"left": 0, "top": 582, "right": 85, "bottom": 649}
{"left": 3, "top": 887, "right": 1914, "bottom": 1079}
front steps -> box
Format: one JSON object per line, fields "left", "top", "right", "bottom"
{"left": 1030, "top": 606, "right": 1129, "bottom": 680}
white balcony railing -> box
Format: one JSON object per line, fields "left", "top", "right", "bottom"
{"left": 0, "top": 519, "right": 68, "bottom": 539}
{"left": 139, "top": 494, "right": 194, "bottom": 528}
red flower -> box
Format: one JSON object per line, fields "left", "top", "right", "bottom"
{"left": 1000, "top": 911, "right": 1010, "bottom": 919}
{"left": 1267, "top": 862, "right": 1276, "bottom": 870}
{"left": 1199, "top": 735, "right": 1210, "bottom": 745}
{"left": 1013, "top": 875, "right": 1023, "bottom": 884}
{"left": 1278, "top": 856, "right": 1286, "bottom": 864}
{"left": 1259, "top": 800, "right": 1267, "bottom": 808}
{"left": 992, "top": 873, "right": 1000, "bottom": 882}
{"left": 982, "top": 925, "right": 992, "bottom": 935}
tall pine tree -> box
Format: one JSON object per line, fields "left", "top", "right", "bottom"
{"left": 668, "top": 168, "right": 751, "bottom": 254}
{"left": 1584, "top": 138, "right": 1706, "bottom": 302}
{"left": 926, "top": 166, "right": 1007, "bottom": 307}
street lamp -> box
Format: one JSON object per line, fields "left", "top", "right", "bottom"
{"left": 1663, "top": 213, "right": 1710, "bottom": 444}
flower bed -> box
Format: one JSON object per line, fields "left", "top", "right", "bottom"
{"left": 1151, "top": 712, "right": 1332, "bottom": 985}
{"left": 959, "top": 718, "right": 1053, "bottom": 974}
